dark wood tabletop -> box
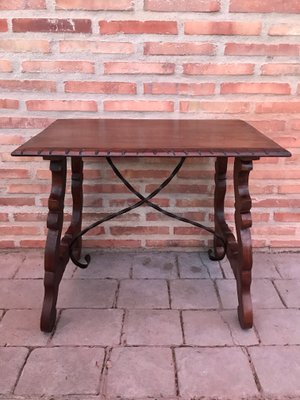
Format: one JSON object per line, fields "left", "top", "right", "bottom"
{"left": 12, "top": 119, "right": 291, "bottom": 158}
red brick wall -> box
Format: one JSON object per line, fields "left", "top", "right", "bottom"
{"left": 1, "top": 0, "right": 299, "bottom": 250}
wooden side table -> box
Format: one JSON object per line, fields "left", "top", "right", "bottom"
{"left": 12, "top": 119, "right": 291, "bottom": 332}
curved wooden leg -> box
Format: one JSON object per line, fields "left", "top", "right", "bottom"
{"left": 209, "top": 157, "right": 228, "bottom": 260}
{"left": 41, "top": 158, "right": 67, "bottom": 332}
{"left": 62, "top": 157, "right": 83, "bottom": 261}
{"left": 234, "top": 158, "right": 254, "bottom": 329}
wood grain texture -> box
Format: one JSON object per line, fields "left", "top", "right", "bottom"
{"left": 41, "top": 157, "right": 67, "bottom": 332}
{"left": 11, "top": 119, "right": 291, "bottom": 158}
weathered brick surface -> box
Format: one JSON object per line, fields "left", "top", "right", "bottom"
{"left": 0, "top": 0, "right": 299, "bottom": 250}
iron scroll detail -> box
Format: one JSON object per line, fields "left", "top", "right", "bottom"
{"left": 69, "top": 157, "right": 227, "bottom": 268}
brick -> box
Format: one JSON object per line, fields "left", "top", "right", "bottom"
{"left": 0, "top": 280, "right": 43, "bottom": 308}
{"left": 60, "top": 40, "right": 134, "bottom": 54}
{"left": 56, "top": 0, "right": 133, "bottom": 10}
{"left": 146, "top": 183, "right": 207, "bottom": 194}
{"left": 0, "top": 99, "right": 19, "bottom": 109}
{"left": 73, "top": 252, "right": 132, "bottom": 279}
{"left": 185, "top": 21, "right": 261, "bottom": 35}
{"left": 52, "top": 309, "right": 123, "bottom": 345}
{"left": 250, "top": 346, "right": 300, "bottom": 397}
{"left": 15, "top": 347, "right": 104, "bottom": 395}
{"left": 0, "top": 19, "right": 8, "bottom": 31}
{"left": 132, "top": 252, "right": 177, "bottom": 279}
{"left": 184, "top": 62, "right": 254, "bottom": 75}
{"left": 0, "top": 39, "right": 50, "bottom": 53}
{"left": 26, "top": 100, "right": 97, "bottom": 112}
{"left": 13, "top": 18, "right": 92, "bottom": 33}
{"left": 230, "top": 0, "right": 300, "bottom": 13}
{"left": 0, "top": 80, "right": 56, "bottom": 92}
{"left": 217, "top": 278, "right": 284, "bottom": 309}
{"left": 170, "top": 279, "right": 219, "bottom": 309}
{"left": 106, "top": 347, "right": 175, "bottom": 397}
{"left": 104, "top": 100, "right": 174, "bottom": 112}
{"left": 176, "top": 348, "right": 258, "bottom": 398}
{"left": 0, "top": 117, "right": 52, "bottom": 128}
{"left": 22, "top": 60, "right": 94, "bottom": 73}
{"left": 111, "top": 226, "right": 169, "bottom": 235}
{"left": 221, "top": 82, "right": 291, "bottom": 95}
{"left": 0, "top": 310, "right": 49, "bottom": 346}
{"left": 274, "top": 280, "right": 300, "bottom": 307}
{"left": 0, "top": 60, "right": 12, "bottom": 72}
{"left": 117, "top": 279, "right": 169, "bottom": 309}
{"left": 0, "top": 169, "right": 28, "bottom": 178}
{"left": 254, "top": 309, "right": 300, "bottom": 345}
{"left": 145, "top": 42, "right": 215, "bottom": 55}
{"left": 272, "top": 253, "right": 300, "bottom": 278}
{"left": 65, "top": 81, "right": 136, "bottom": 94}
{"left": 145, "top": 0, "right": 220, "bottom": 12}
{"left": 0, "top": 0, "right": 45, "bottom": 9}
{"left": 262, "top": 63, "right": 300, "bottom": 76}
{"left": 256, "top": 101, "right": 300, "bottom": 113}
{"left": 146, "top": 239, "right": 205, "bottom": 248}
{"left": 100, "top": 20, "right": 177, "bottom": 34}
{"left": 225, "top": 43, "right": 300, "bottom": 56}
{"left": 178, "top": 252, "right": 210, "bottom": 278}
{"left": 0, "top": 348, "right": 28, "bottom": 394}
{"left": 57, "top": 279, "right": 117, "bottom": 308}
{"left": 144, "top": 82, "right": 215, "bottom": 96}
{"left": 104, "top": 61, "right": 175, "bottom": 74}
{"left": 123, "top": 310, "right": 182, "bottom": 345}
{"left": 275, "top": 212, "right": 300, "bottom": 222}
{"left": 0, "top": 226, "right": 40, "bottom": 235}
{"left": 183, "top": 310, "right": 234, "bottom": 345}
{"left": 82, "top": 239, "right": 141, "bottom": 248}
{"left": 269, "top": 23, "right": 300, "bottom": 36}
{"left": 181, "top": 101, "right": 250, "bottom": 113}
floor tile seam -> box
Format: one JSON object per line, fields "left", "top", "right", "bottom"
{"left": 244, "top": 347, "right": 264, "bottom": 395}
{"left": 171, "top": 347, "right": 180, "bottom": 396}
{"left": 167, "top": 279, "right": 172, "bottom": 309}
{"left": 112, "top": 280, "right": 121, "bottom": 308}
{"left": 271, "top": 279, "right": 288, "bottom": 308}
{"left": 119, "top": 309, "right": 127, "bottom": 346}
{"left": 11, "top": 253, "right": 25, "bottom": 279}
{"left": 11, "top": 347, "right": 32, "bottom": 396}
{"left": 212, "top": 279, "right": 223, "bottom": 309}
{"left": 99, "top": 346, "right": 113, "bottom": 399}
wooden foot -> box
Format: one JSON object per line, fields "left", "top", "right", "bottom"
{"left": 41, "top": 158, "right": 67, "bottom": 332}
{"left": 233, "top": 158, "right": 254, "bottom": 329}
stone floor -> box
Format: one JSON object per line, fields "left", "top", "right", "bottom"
{"left": 0, "top": 250, "right": 300, "bottom": 400}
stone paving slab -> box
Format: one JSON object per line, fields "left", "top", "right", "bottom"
{"left": 104, "top": 347, "right": 176, "bottom": 398}
{"left": 0, "top": 253, "right": 23, "bottom": 279}
{"left": 52, "top": 309, "right": 123, "bottom": 346}
{"left": 271, "top": 252, "right": 300, "bottom": 278}
{"left": 177, "top": 252, "right": 210, "bottom": 278}
{"left": 57, "top": 279, "right": 118, "bottom": 308}
{"left": 15, "top": 347, "right": 104, "bottom": 396}
{"left": 0, "top": 347, "right": 28, "bottom": 394}
{"left": 274, "top": 279, "right": 300, "bottom": 307}
{"left": 73, "top": 252, "right": 132, "bottom": 279}
{"left": 123, "top": 309, "right": 182, "bottom": 345}
{"left": 217, "top": 279, "right": 284, "bottom": 309}
{"left": 175, "top": 347, "right": 258, "bottom": 398}
{"left": 0, "top": 280, "right": 43, "bottom": 309}
{"left": 132, "top": 252, "right": 178, "bottom": 279}
{"left": 182, "top": 310, "right": 234, "bottom": 346}
{"left": 170, "top": 279, "right": 219, "bottom": 309}
{"left": 117, "top": 279, "right": 169, "bottom": 308}
{"left": 15, "top": 252, "right": 75, "bottom": 279}
{"left": 0, "top": 310, "right": 49, "bottom": 346}
{"left": 254, "top": 309, "right": 300, "bottom": 345}
{"left": 0, "top": 250, "right": 300, "bottom": 400}
{"left": 249, "top": 346, "right": 300, "bottom": 397}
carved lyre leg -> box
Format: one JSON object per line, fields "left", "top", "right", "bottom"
{"left": 41, "top": 158, "right": 67, "bottom": 332}
{"left": 234, "top": 157, "right": 254, "bottom": 329}
{"left": 209, "top": 157, "right": 228, "bottom": 260}
{"left": 61, "top": 157, "right": 83, "bottom": 261}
